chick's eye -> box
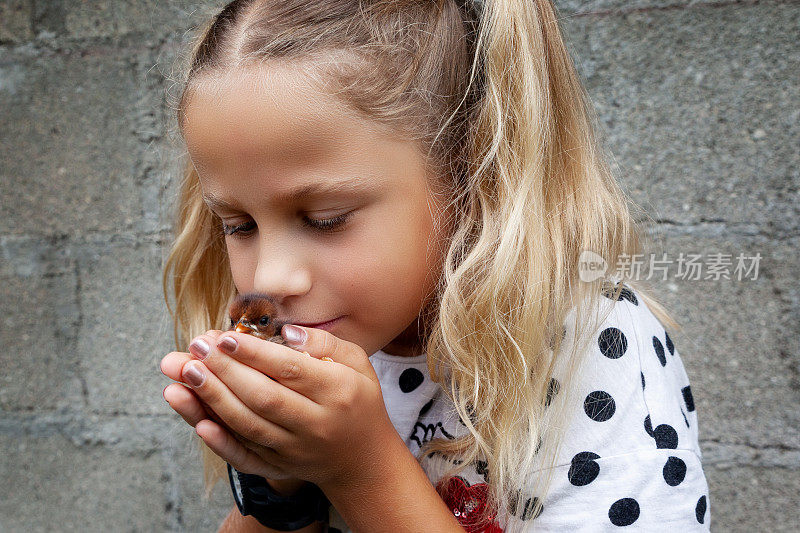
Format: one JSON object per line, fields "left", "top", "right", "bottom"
{"left": 259, "top": 315, "right": 270, "bottom": 326}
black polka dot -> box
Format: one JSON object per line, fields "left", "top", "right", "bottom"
{"left": 398, "top": 368, "right": 424, "bottom": 392}
{"left": 681, "top": 408, "right": 690, "bottom": 428}
{"left": 598, "top": 327, "right": 628, "bottom": 359}
{"left": 475, "top": 460, "right": 489, "bottom": 482}
{"left": 458, "top": 402, "right": 477, "bottom": 427}
{"left": 665, "top": 331, "right": 675, "bottom": 355}
{"left": 695, "top": 495, "right": 707, "bottom": 524}
{"left": 520, "top": 496, "right": 543, "bottom": 520}
{"left": 641, "top": 372, "right": 645, "bottom": 389}
{"left": 682, "top": 385, "right": 695, "bottom": 412}
{"left": 653, "top": 336, "right": 666, "bottom": 367}
{"left": 663, "top": 456, "right": 687, "bottom": 486}
{"left": 608, "top": 498, "right": 640, "bottom": 526}
{"left": 419, "top": 398, "right": 433, "bottom": 418}
{"left": 653, "top": 424, "right": 679, "bottom": 449}
{"left": 549, "top": 325, "right": 567, "bottom": 350}
{"left": 601, "top": 281, "right": 639, "bottom": 306}
{"left": 644, "top": 414, "right": 654, "bottom": 437}
{"left": 584, "top": 391, "right": 616, "bottom": 422}
{"left": 568, "top": 452, "right": 601, "bottom": 486}
{"left": 545, "top": 378, "right": 561, "bottom": 407}
{"left": 508, "top": 489, "right": 543, "bottom": 521}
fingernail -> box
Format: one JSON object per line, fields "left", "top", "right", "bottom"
{"left": 162, "top": 386, "right": 169, "bottom": 402}
{"left": 218, "top": 336, "right": 237, "bottom": 354}
{"left": 283, "top": 325, "right": 307, "bottom": 345}
{"left": 190, "top": 338, "right": 210, "bottom": 360}
{"left": 183, "top": 363, "right": 206, "bottom": 387}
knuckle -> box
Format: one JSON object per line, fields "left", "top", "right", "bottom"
{"left": 211, "top": 352, "right": 233, "bottom": 375}
{"left": 201, "top": 385, "right": 221, "bottom": 405}
{"left": 331, "top": 380, "right": 355, "bottom": 409}
{"left": 280, "top": 358, "right": 303, "bottom": 380}
{"left": 237, "top": 415, "right": 264, "bottom": 443}
{"left": 309, "top": 415, "right": 331, "bottom": 442}
{"left": 321, "top": 334, "right": 339, "bottom": 360}
{"left": 254, "top": 387, "right": 283, "bottom": 413}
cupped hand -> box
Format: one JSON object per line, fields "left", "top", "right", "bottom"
{"left": 160, "top": 330, "right": 287, "bottom": 475}
{"left": 172, "top": 324, "right": 400, "bottom": 492}
{"left": 161, "top": 330, "right": 224, "bottom": 428}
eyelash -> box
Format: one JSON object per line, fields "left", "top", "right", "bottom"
{"left": 221, "top": 213, "right": 352, "bottom": 238}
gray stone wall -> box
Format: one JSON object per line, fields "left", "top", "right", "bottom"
{"left": 1, "top": 1, "right": 797, "bottom": 531}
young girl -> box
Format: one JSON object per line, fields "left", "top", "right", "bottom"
{"left": 159, "top": 0, "right": 710, "bottom": 531}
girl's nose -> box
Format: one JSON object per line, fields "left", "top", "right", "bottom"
{"left": 252, "top": 238, "right": 312, "bottom": 300}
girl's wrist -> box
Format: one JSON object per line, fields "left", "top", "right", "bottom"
{"left": 266, "top": 477, "right": 309, "bottom": 497}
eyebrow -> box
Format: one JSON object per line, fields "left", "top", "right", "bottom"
{"left": 201, "top": 177, "right": 377, "bottom": 210}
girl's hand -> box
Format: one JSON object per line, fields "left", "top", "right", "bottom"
{"left": 161, "top": 330, "right": 225, "bottom": 428}
{"left": 160, "top": 331, "right": 261, "bottom": 449}
{"left": 161, "top": 334, "right": 309, "bottom": 494}
{"left": 169, "top": 326, "right": 399, "bottom": 490}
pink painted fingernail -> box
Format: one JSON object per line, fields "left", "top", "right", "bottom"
{"left": 183, "top": 363, "right": 206, "bottom": 387}
{"left": 218, "top": 336, "right": 237, "bottom": 354}
{"left": 190, "top": 338, "right": 210, "bottom": 360}
{"left": 283, "top": 324, "right": 307, "bottom": 345}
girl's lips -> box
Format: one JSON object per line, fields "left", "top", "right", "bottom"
{"left": 294, "top": 316, "right": 344, "bottom": 332}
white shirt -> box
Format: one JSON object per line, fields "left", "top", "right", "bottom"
{"left": 326, "top": 283, "right": 710, "bottom": 531}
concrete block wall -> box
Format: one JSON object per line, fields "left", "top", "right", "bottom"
{"left": 1, "top": 1, "right": 797, "bottom": 530}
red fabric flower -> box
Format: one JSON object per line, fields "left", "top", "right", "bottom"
{"left": 436, "top": 476, "right": 504, "bottom": 533}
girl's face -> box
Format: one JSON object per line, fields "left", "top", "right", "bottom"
{"left": 182, "top": 66, "right": 453, "bottom": 358}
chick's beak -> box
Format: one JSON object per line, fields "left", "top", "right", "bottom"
{"left": 234, "top": 319, "right": 257, "bottom": 334}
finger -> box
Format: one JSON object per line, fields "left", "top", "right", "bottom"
{"left": 281, "top": 324, "right": 375, "bottom": 378}
{"left": 162, "top": 356, "right": 243, "bottom": 434}
{"left": 195, "top": 418, "right": 288, "bottom": 479}
{"left": 206, "top": 332, "right": 335, "bottom": 404}
{"left": 163, "top": 383, "right": 211, "bottom": 427}
{"left": 181, "top": 359, "right": 294, "bottom": 453}
{"left": 160, "top": 350, "right": 193, "bottom": 382}
{"left": 159, "top": 330, "right": 226, "bottom": 381}
{"left": 188, "top": 334, "right": 324, "bottom": 427}
{"left": 163, "top": 382, "right": 264, "bottom": 451}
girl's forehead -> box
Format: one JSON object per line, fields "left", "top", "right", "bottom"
{"left": 182, "top": 66, "right": 395, "bottom": 169}
{"left": 182, "top": 69, "right": 436, "bottom": 206}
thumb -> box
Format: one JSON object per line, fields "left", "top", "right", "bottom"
{"left": 281, "top": 324, "right": 375, "bottom": 378}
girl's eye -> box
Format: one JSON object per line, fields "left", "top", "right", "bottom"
{"left": 221, "top": 221, "right": 256, "bottom": 238}
{"left": 221, "top": 212, "right": 352, "bottom": 239}
{"left": 302, "top": 212, "right": 352, "bottom": 232}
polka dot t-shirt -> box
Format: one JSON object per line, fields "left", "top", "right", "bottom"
{"left": 326, "top": 282, "right": 710, "bottom": 531}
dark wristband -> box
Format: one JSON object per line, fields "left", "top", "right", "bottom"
{"left": 227, "top": 463, "right": 330, "bottom": 531}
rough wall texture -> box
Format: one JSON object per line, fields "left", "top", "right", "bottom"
{"left": 0, "top": 1, "right": 797, "bottom": 531}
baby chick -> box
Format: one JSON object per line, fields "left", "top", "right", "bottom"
{"left": 227, "top": 292, "right": 333, "bottom": 361}
{"left": 189, "top": 292, "right": 334, "bottom": 447}
{"left": 227, "top": 292, "right": 287, "bottom": 344}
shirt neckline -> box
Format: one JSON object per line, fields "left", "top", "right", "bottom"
{"left": 369, "top": 348, "right": 428, "bottom": 364}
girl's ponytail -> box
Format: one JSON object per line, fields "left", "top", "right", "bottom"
{"left": 421, "top": 1, "right": 672, "bottom": 530}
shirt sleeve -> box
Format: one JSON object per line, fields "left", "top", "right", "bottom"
{"left": 503, "top": 447, "right": 709, "bottom": 531}
{"left": 500, "top": 282, "right": 711, "bottom": 531}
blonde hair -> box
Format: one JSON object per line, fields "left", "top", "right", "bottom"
{"left": 162, "top": 0, "right": 679, "bottom": 529}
